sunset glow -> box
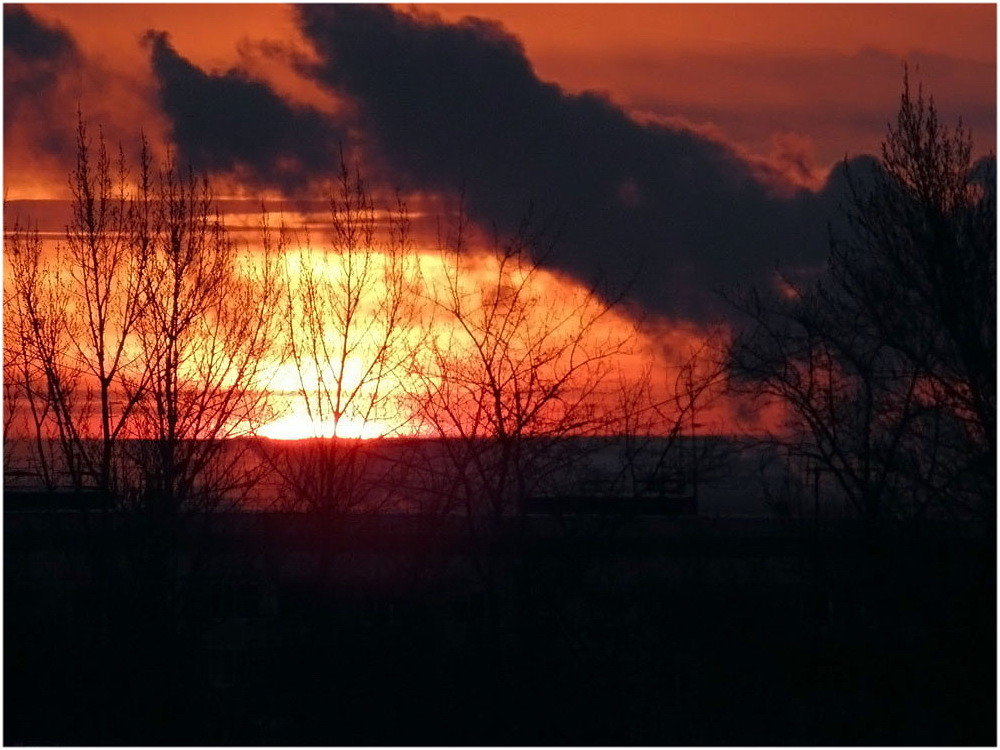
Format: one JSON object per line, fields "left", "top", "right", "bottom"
{"left": 5, "top": 5, "right": 994, "bottom": 745}
{"left": 257, "top": 410, "right": 387, "bottom": 440}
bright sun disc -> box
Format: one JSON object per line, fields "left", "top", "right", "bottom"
{"left": 257, "top": 412, "right": 386, "bottom": 440}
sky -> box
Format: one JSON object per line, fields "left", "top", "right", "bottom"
{"left": 8, "top": 3, "right": 995, "bottom": 178}
{"left": 3, "top": 3, "right": 997, "bottom": 436}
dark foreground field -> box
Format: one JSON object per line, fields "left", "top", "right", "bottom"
{"left": 5, "top": 509, "right": 995, "bottom": 745}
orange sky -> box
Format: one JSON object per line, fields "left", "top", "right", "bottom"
{"left": 425, "top": 4, "right": 995, "bottom": 162}
{"left": 20, "top": 2, "right": 996, "bottom": 184}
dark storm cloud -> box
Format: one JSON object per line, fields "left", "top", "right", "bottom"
{"left": 144, "top": 30, "right": 346, "bottom": 193}
{"left": 294, "top": 4, "right": 851, "bottom": 319}
{"left": 4, "top": 4, "right": 81, "bottom": 155}
{"left": 4, "top": 3, "right": 77, "bottom": 61}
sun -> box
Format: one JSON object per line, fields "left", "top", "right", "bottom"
{"left": 257, "top": 411, "right": 387, "bottom": 440}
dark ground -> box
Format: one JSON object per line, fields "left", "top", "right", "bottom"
{"left": 5, "top": 509, "right": 995, "bottom": 745}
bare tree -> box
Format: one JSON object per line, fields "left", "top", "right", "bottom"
{"left": 405, "top": 207, "right": 633, "bottom": 560}
{"left": 3, "top": 284, "right": 22, "bottom": 472}
{"left": 64, "top": 119, "right": 157, "bottom": 499}
{"left": 262, "top": 158, "right": 420, "bottom": 523}
{"left": 125, "top": 158, "right": 283, "bottom": 516}
{"left": 4, "top": 218, "right": 66, "bottom": 489}
{"left": 612, "top": 332, "right": 730, "bottom": 510}
{"left": 6, "top": 215, "right": 87, "bottom": 492}
{"left": 727, "top": 73, "right": 995, "bottom": 522}
{"left": 727, "top": 284, "right": 913, "bottom": 519}
{"left": 833, "top": 73, "right": 995, "bottom": 517}
{"left": 7, "top": 119, "right": 281, "bottom": 513}
{"left": 5, "top": 118, "right": 161, "bottom": 503}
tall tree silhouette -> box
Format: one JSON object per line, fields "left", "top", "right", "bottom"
{"left": 404, "top": 205, "right": 633, "bottom": 598}
{"left": 126, "top": 159, "right": 282, "bottom": 514}
{"left": 728, "top": 74, "right": 995, "bottom": 521}
{"left": 262, "top": 157, "right": 421, "bottom": 573}
{"left": 6, "top": 118, "right": 154, "bottom": 499}
{"left": 6, "top": 118, "right": 283, "bottom": 512}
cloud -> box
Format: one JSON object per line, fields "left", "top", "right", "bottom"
{"left": 4, "top": 5, "right": 164, "bottom": 196}
{"left": 6, "top": 4, "right": 936, "bottom": 326}
{"left": 634, "top": 112, "right": 827, "bottom": 194}
{"left": 144, "top": 30, "right": 347, "bottom": 193}
{"left": 4, "top": 3, "right": 78, "bottom": 62}
{"left": 4, "top": 4, "right": 81, "bottom": 159}
{"left": 290, "top": 5, "right": 861, "bottom": 320}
